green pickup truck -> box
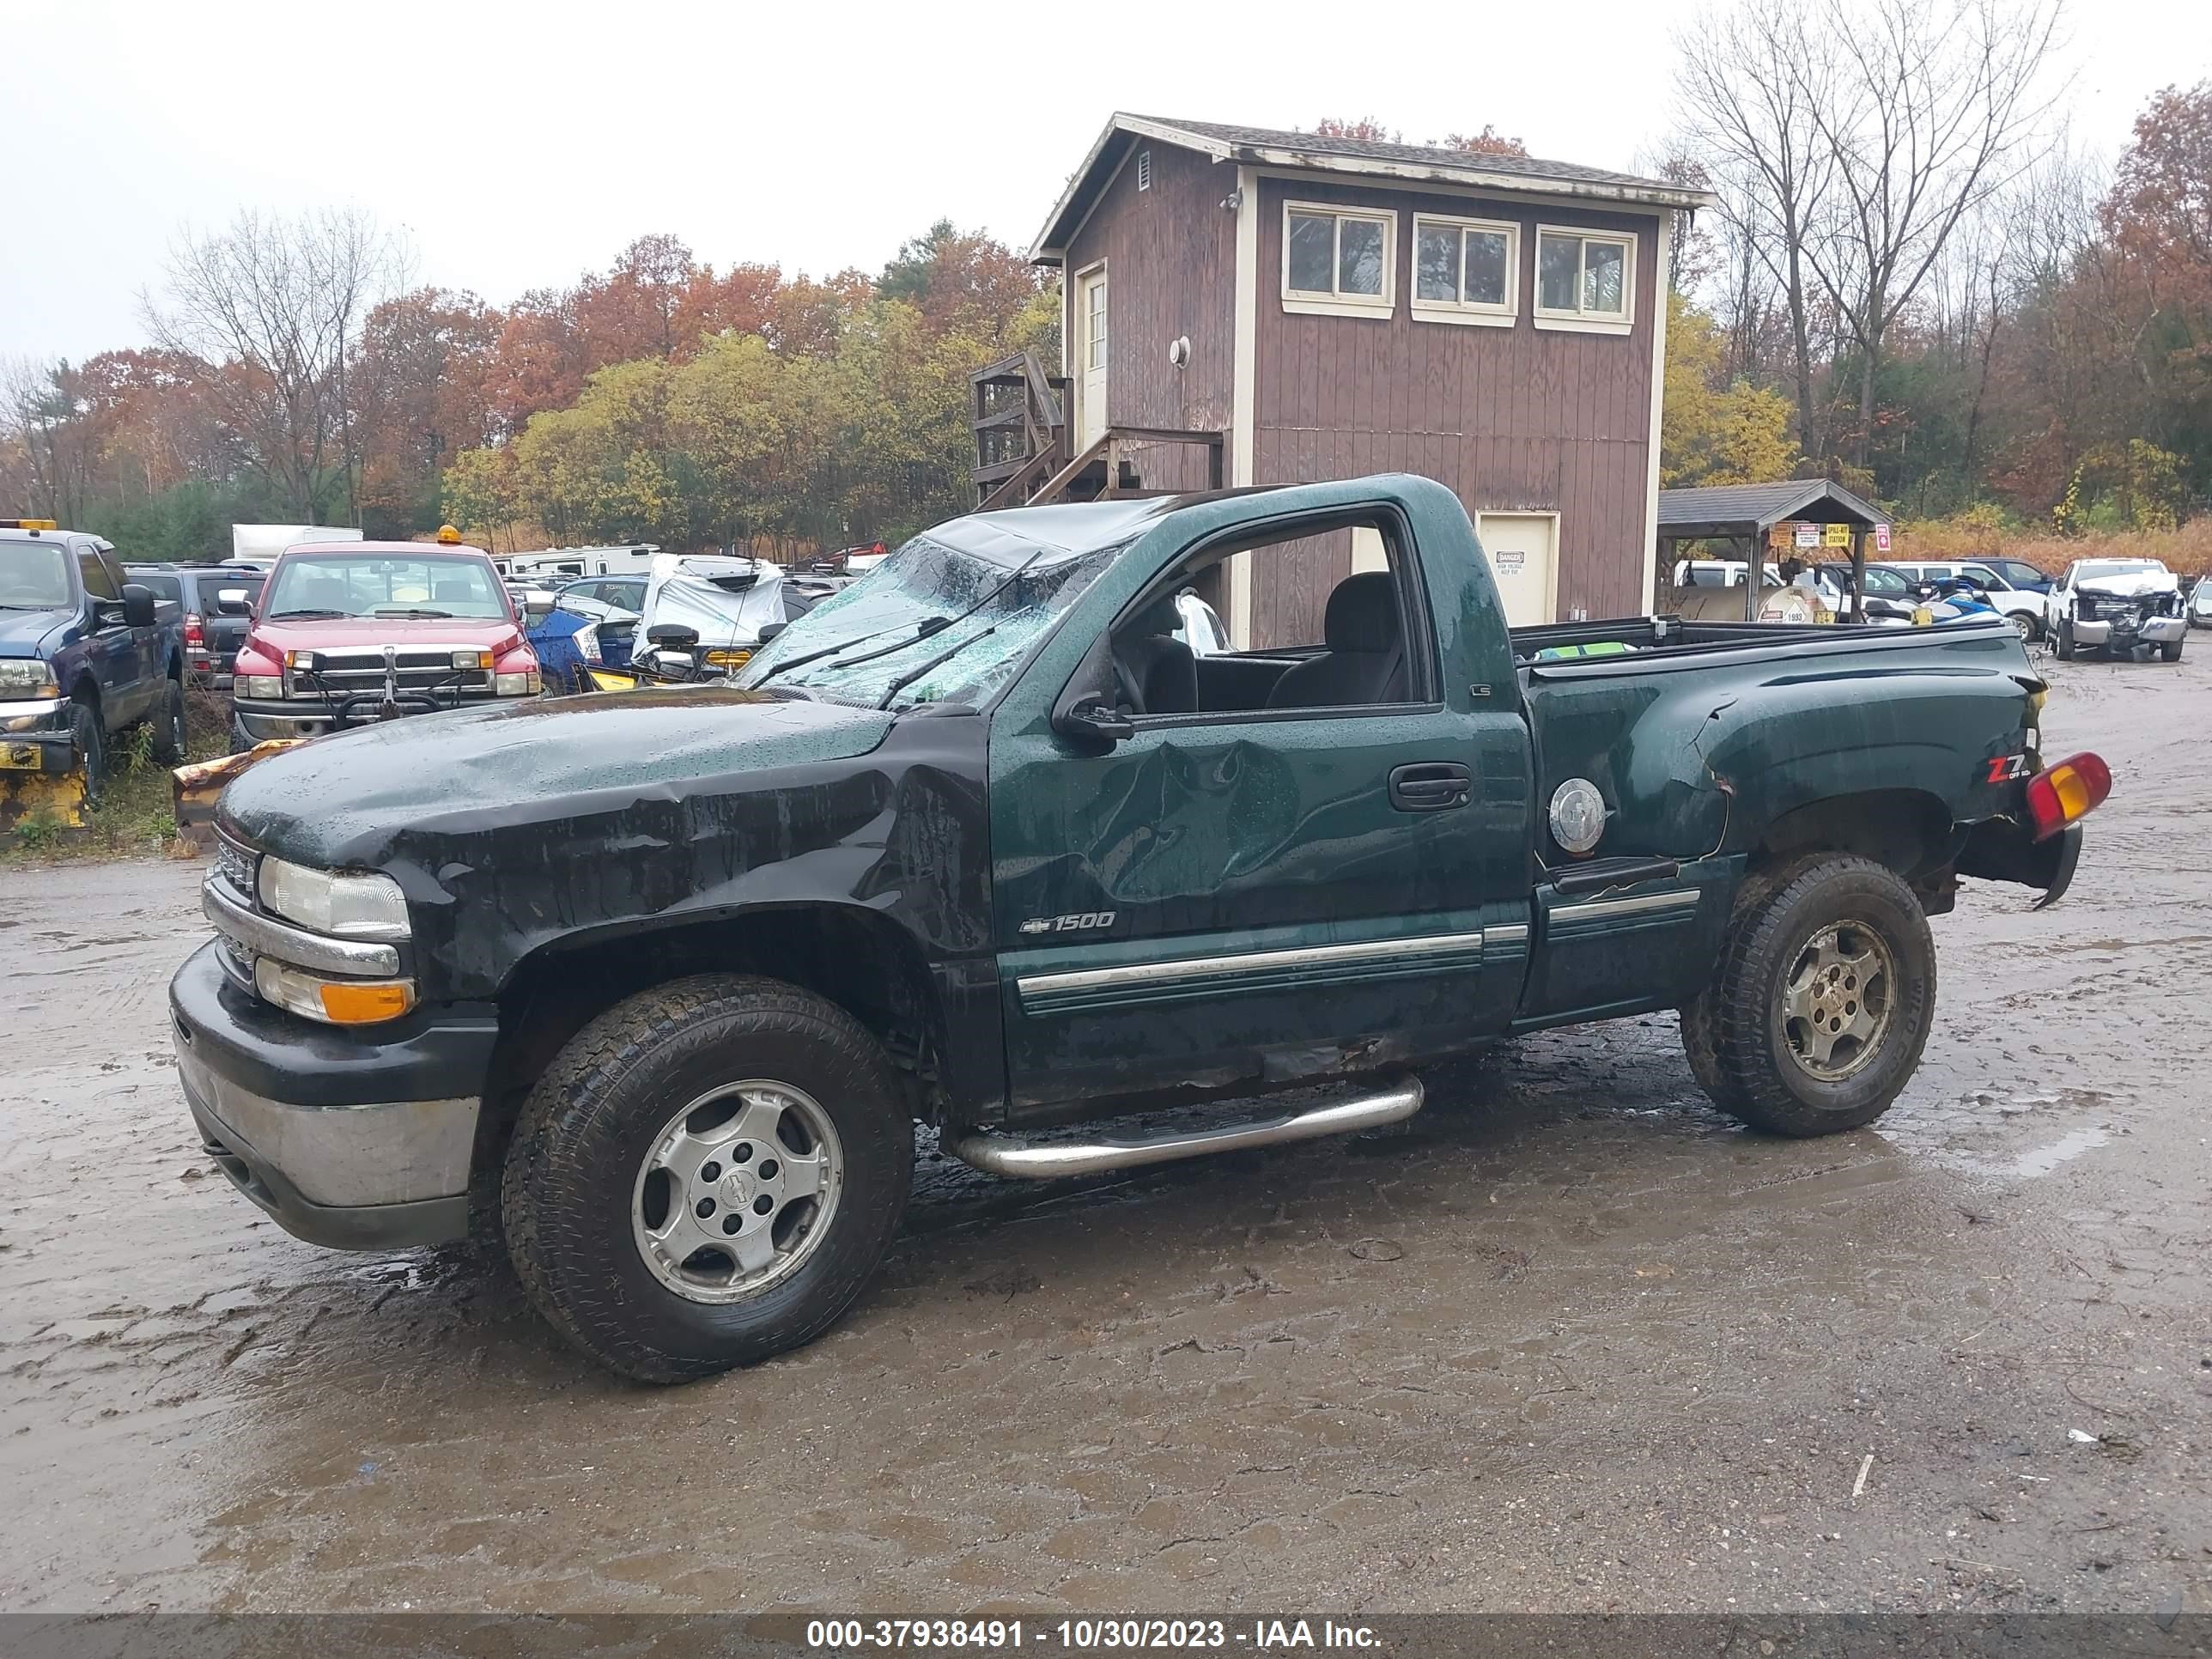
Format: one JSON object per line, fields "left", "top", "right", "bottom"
{"left": 170, "top": 476, "right": 2108, "bottom": 1382}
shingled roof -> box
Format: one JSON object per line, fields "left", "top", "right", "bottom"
{"left": 1030, "top": 113, "right": 1717, "bottom": 262}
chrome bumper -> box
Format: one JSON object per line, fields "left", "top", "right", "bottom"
{"left": 176, "top": 1040, "right": 478, "bottom": 1248}
{"left": 2072, "top": 616, "right": 2185, "bottom": 645}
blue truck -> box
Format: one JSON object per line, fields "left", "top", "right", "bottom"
{"left": 1, "top": 519, "right": 188, "bottom": 824}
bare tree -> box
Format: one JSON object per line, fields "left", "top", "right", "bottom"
{"left": 0, "top": 358, "right": 94, "bottom": 524}
{"left": 143, "top": 210, "right": 405, "bottom": 522}
{"left": 1677, "top": 0, "right": 1841, "bottom": 466}
{"left": 1799, "top": 0, "right": 2067, "bottom": 467}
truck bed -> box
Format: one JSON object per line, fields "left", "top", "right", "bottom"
{"left": 1509, "top": 612, "right": 2014, "bottom": 669}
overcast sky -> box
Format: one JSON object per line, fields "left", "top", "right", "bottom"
{"left": 5, "top": 0, "right": 2206, "bottom": 365}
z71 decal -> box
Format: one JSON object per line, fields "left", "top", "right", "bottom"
{"left": 1018, "top": 911, "right": 1118, "bottom": 935}
{"left": 1986, "top": 753, "right": 2030, "bottom": 784}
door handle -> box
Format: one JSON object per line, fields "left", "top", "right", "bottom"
{"left": 1389, "top": 762, "right": 1472, "bottom": 811}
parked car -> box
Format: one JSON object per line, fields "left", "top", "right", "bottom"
{"left": 2043, "top": 557, "right": 2187, "bottom": 661}
{"left": 1875, "top": 560, "right": 2045, "bottom": 639}
{"left": 170, "top": 475, "right": 2109, "bottom": 1382}
{"left": 227, "top": 537, "right": 541, "bottom": 750}
{"left": 125, "top": 564, "right": 265, "bottom": 688}
{"left": 514, "top": 587, "right": 639, "bottom": 690}
{"left": 557, "top": 574, "right": 648, "bottom": 614}
{"left": 629, "top": 555, "right": 789, "bottom": 675}
{"left": 2, "top": 520, "right": 186, "bottom": 805}
{"left": 2188, "top": 574, "right": 2212, "bottom": 629}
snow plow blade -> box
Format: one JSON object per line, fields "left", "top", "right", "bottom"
{"left": 173, "top": 743, "right": 301, "bottom": 849}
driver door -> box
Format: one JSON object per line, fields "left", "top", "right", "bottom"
{"left": 986, "top": 500, "right": 1532, "bottom": 1114}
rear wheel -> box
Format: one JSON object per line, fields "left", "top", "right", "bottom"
{"left": 149, "top": 678, "right": 186, "bottom": 764}
{"left": 2010, "top": 611, "right": 2038, "bottom": 642}
{"left": 501, "top": 974, "right": 914, "bottom": 1383}
{"left": 1680, "top": 854, "right": 1935, "bottom": 1137}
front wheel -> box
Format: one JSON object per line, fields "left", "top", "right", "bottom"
{"left": 67, "top": 700, "right": 106, "bottom": 803}
{"left": 2054, "top": 618, "right": 2075, "bottom": 660}
{"left": 1680, "top": 854, "right": 1936, "bottom": 1137}
{"left": 2160, "top": 640, "right": 2185, "bottom": 663}
{"left": 501, "top": 975, "right": 914, "bottom": 1382}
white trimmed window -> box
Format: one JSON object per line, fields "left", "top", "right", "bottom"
{"left": 1413, "top": 215, "right": 1518, "bottom": 326}
{"left": 1282, "top": 203, "right": 1396, "bottom": 319}
{"left": 1534, "top": 227, "right": 1635, "bottom": 333}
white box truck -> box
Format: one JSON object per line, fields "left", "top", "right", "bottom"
{"left": 227, "top": 525, "right": 363, "bottom": 568}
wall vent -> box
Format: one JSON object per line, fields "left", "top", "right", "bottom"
{"left": 1136, "top": 149, "right": 1152, "bottom": 191}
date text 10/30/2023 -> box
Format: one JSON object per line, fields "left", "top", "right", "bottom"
{"left": 803, "top": 1620, "right": 1385, "bottom": 1651}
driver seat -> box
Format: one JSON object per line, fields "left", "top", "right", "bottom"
{"left": 1111, "top": 598, "right": 1197, "bottom": 716}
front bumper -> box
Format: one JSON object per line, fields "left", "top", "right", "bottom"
{"left": 2070, "top": 616, "right": 2186, "bottom": 647}
{"left": 232, "top": 690, "right": 516, "bottom": 742}
{"left": 168, "top": 941, "right": 499, "bottom": 1250}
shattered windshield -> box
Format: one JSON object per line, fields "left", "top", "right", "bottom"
{"left": 734, "top": 529, "right": 1124, "bottom": 709}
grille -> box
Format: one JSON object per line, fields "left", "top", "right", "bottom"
{"left": 294, "top": 647, "right": 494, "bottom": 696}
{"left": 214, "top": 836, "right": 258, "bottom": 896}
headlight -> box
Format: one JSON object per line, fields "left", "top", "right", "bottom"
{"left": 240, "top": 674, "right": 284, "bottom": 699}
{"left": 254, "top": 958, "right": 416, "bottom": 1025}
{"left": 493, "top": 669, "right": 541, "bottom": 696}
{"left": 0, "top": 659, "right": 60, "bottom": 696}
{"left": 573, "top": 623, "right": 602, "bottom": 665}
{"left": 257, "top": 854, "right": 410, "bottom": 940}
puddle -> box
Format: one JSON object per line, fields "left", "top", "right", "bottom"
{"left": 2010, "top": 1126, "right": 2110, "bottom": 1178}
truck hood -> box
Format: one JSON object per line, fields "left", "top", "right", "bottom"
{"left": 0, "top": 608, "right": 69, "bottom": 658}
{"left": 247, "top": 616, "right": 526, "bottom": 653}
{"left": 218, "top": 687, "right": 896, "bottom": 867}
{"left": 2078, "top": 572, "right": 2178, "bottom": 599}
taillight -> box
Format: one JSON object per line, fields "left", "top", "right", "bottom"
{"left": 2024, "top": 751, "right": 2111, "bottom": 840}
{"left": 184, "top": 611, "right": 204, "bottom": 647}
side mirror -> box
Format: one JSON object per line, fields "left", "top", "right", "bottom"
{"left": 121, "top": 582, "right": 156, "bottom": 629}
{"left": 757, "top": 622, "right": 787, "bottom": 644}
{"left": 524, "top": 595, "right": 555, "bottom": 623}
{"left": 1053, "top": 699, "right": 1134, "bottom": 748}
{"left": 216, "top": 587, "right": 252, "bottom": 616}
{"left": 647, "top": 623, "right": 701, "bottom": 648}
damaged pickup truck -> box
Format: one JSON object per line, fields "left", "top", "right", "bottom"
{"left": 2045, "top": 556, "right": 2188, "bottom": 661}
{"left": 169, "top": 475, "right": 2110, "bottom": 1382}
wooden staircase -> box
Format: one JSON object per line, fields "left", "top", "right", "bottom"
{"left": 969, "top": 351, "right": 1225, "bottom": 512}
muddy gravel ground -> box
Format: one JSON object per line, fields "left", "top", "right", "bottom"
{"left": 3, "top": 651, "right": 2208, "bottom": 1620}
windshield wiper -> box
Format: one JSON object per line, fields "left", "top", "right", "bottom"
{"left": 269, "top": 608, "right": 349, "bottom": 621}
{"left": 762, "top": 545, "right": 1056, "bottom": 688}
{"left": 877, "top": 623, "right": 1000, "bottom": 709}
{"left": 371, "top": 607, "right": 455, "bottom": 618}
{"left": 752, "top": 617, "right": 951, "bottom": 684}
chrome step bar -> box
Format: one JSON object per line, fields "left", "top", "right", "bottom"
{"left": 941, "top": 1076, "right": 1424, "bottom": 1180}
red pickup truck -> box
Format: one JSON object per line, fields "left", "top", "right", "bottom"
{"left": 228, "top": 538, "right": 542, "bottom": 750}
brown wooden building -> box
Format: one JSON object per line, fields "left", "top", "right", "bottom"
{"left": 981, "top": 115, "right": 1713, "bottom": 646}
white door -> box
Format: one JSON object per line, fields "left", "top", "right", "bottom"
{"left": 1077, "top": 267, "right": 1109, "bottom": 450}
{"left": 1476, "top": 513, "right": 1559, "bottom": 628}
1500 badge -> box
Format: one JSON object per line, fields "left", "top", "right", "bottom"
{"left": 1018, "top": 911, "right": 1117, "bottom": 934}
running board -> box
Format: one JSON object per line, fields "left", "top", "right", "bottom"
{"left": 942, "top": 1077, "right": 1424, "bottom": 1180}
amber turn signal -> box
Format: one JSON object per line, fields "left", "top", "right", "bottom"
{"left": 2024, "top": 751, "right": 2111, "bottom": 841}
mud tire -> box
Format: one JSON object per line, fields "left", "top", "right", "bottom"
{"left": 149, "top": 678, "right": 186, "bottom": 764}
{"left": 67, "top": 699, "right": 106, "bottom": 803}
{"left": 1680, "top": 854, "right": 1935, "bottom": 1137}
{"left": 501, "top": 974, "right": 913, "bottom": 1383}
